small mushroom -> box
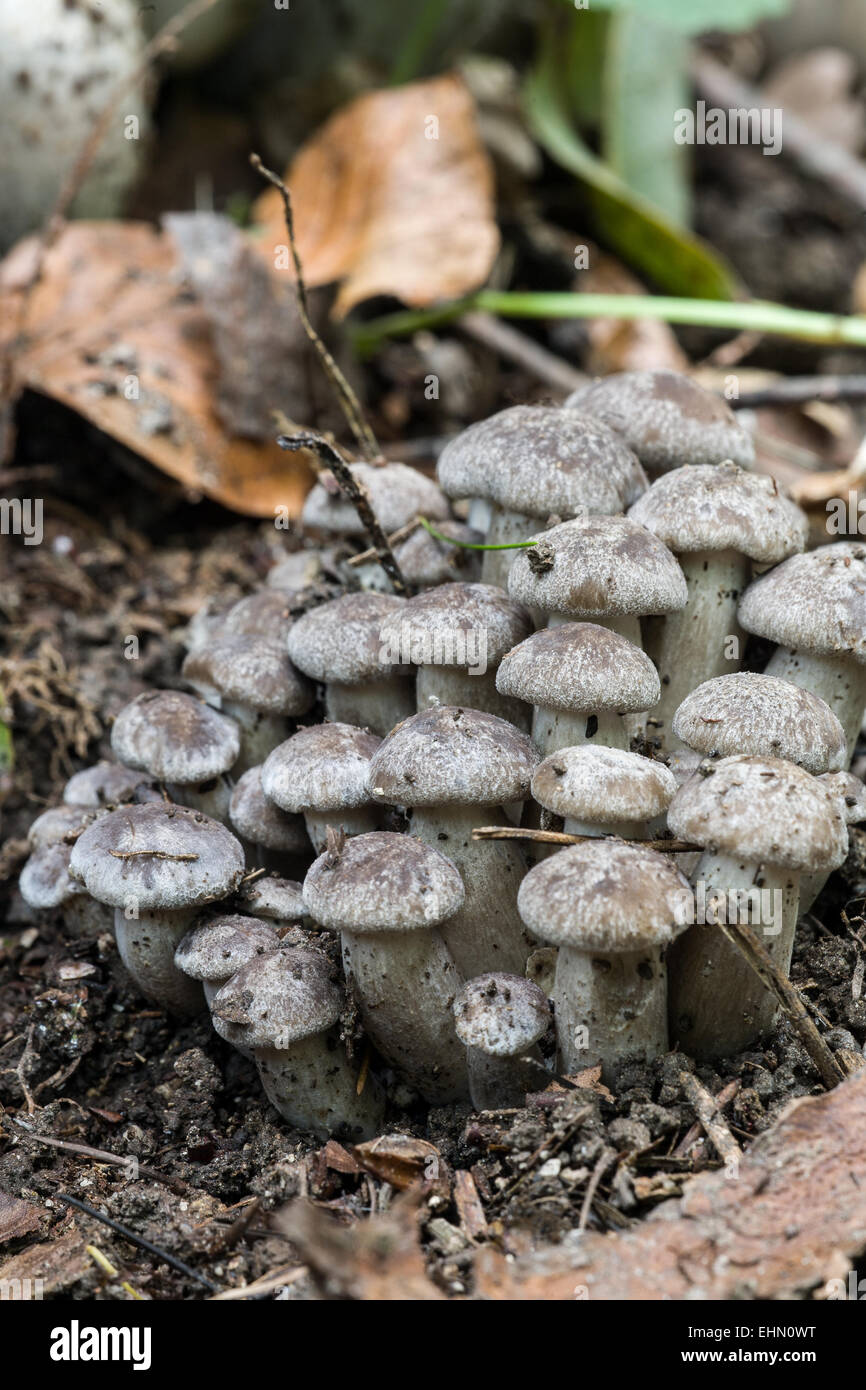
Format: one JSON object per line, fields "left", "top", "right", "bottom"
{"left": 63, "top": 761, "right": 154, "bottom": 808}
{"left": 287, "top": 592, "right": 415, "bottom": 736}
{"left": 453, "top": 973, "right": 550, "bottom": 1110}
{"left": 69, "top": 803, "right": 246, "bottom": 1015}
{"left": 235, "top": 874, "right": 309, "bottom": 925}
{"left": 302, "top": 461, "right": 450, "bottom": 538}
{"left": 566, "top": 369, "right": 755, "bottom": 475}
{"left": 667, "top": 755, "right": 848, "bottom": 1057}
{"left": 496, "top": 622, "right": 660, "bottom": 754}
{"left": 738, "top": 541, "right": 866, "bottom": 760}
{"left": 672, "top": 672, "right": 847, "bottom": 774}
{"left": 229, "top": 765, "right": 311, "bottom": 872}
{"left": 211, "top": 945, "right": 385, "bottom": 1140}
{"left": 628, "top": 463, "right": 808, "bottom": 750}
{"left": 800, "top": 771, "right": 866, "bottom": 913}
{"left": 303, "top": 832, "right": 469, "bottom": 1102}
{"left": 377, "top": 581, "right": 533, "bottom": 727}
{"left": 531, "top": 745, "right": 676, "bottom": 840}
{"left": 384, "top": 519, "right": 483, "bottom": 591}
{"left": 220, "top": 589, "right": 295, "bottom": 644}
{"left": 182, "top": 633, "right": 314, "bottom": 772}
{"left": 19, "top": 840, "right": 112, "bottom": 938}
{"left": 111, "top": 689, "right": 240, "bottom": 823}
{"left": 368, "top": 706, "right": 538, "bottom": 976}
{"left": 175, "top": 912, "right": 279, "bottom": 1009}
{"left": 517, "top": 840, "right": 691, "bottom": 1083}
{"left": 261, "top": 723, "right": 383, "bottom": 853}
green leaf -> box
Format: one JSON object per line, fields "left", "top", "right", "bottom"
{"left": 524, "top": 29, "right": 739, "bottom": 299}
{"left": 581, "top": 0, "right": 790, "bottom": 35}
{"left": 0, "top": 718, "right": 13, "bottom": 775}
{"left": 603, "top": 12, "right": 691, "bottom": 225}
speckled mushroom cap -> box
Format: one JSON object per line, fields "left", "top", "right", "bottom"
{"left": 236, "top": 875, "right": 307, "bottom": 922}
{"left": 182, "top": 634, "right": 314, "bottom": 717}
{"left": 210, "top": 946, "right": 342, "bottom": 1050}
{"left": 221, "top": 590, "right": 295, "bottom": 644}
{"left": 303, "top": 831, "right": 464, "bottom": 934}
{"left": 63, "top": 762, "right": 153, "bottom": 808}
{"left": 111, "top": 690, "right": 240, "bottom": 784}
{"left": 738, "top": 542, "right": 866, "bottom": 662}
{"left": 668, "top": 755, "right": 848, "bottom": 872}
{"left": 496, "top": 623, "right": 661, "bottom": 713}
{"left": 28, "top": 805, "right": 101, "bottom": 850}
{"left": 69, "top": 803, "right": 245, "bottom": 911}
{"left": 453, "top": 973, "right": 550, "bottom": 1055}
{"left": 229, "top": 766, "right": 310, "bottom": 853}
{"left": 261, "top": 723, "right": 382, "bottom": 815}
{"left": 368, "top": 706, "right": 538, "bottom": 807}
{"left": 518, "top": 841, "right": 692, "bottom": 952}
{"left": 817, "top": 771, "right": 866, "bottom": 824}
{"left": 302, "top": 462, "right": 450, "bottom": 536}
{"left": 566, "top": 369, "right": 754, "bottom": 474}
{"left": 393, "top": 520, "right": 483, "bottom": 587}
{"left": 531, "top": 746, "right": 676, "bottom": 823}
{"left": 20, "top": 842, "right": 79, "bottom": 909}
{"left": 437, "top": 405, "right": 647, "bottom": 516}
{"left": 287, "top": 592, "right": 409, "bottom": 684}
{"left": 175, "top": 913, "right": 279, "bottom": 983}
{"left": 507, "top": 515, "right": 687, "bottom": 617}
{"left": 628, "top": 462, "right": 808, "bottom": 563}
{"left": 377, "top": 582, "right": 532, "bottom": 670}
{"left": 672, "top": 673, "right": 847, "bottom": 774}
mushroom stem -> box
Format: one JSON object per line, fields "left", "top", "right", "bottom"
{"left": 416, "top": 665, "right": 530, "bottom": 729}
{"left": 763, "top": 647, "right": 866, "bottom": 762}
{"left": 668, "top": 852, "right": 799, "bottom": 1058}
{"left": 221, "top": 701, "right": 287, "bottom": 774}
{"left": 481, "top": 506, "right": 538, "bottom": 589}
{"left": 465, "top": 1044, "right": 546, "bottom": 1110}
{"left": 303, "top": 807, "right": 381, "bottom": 855}
{"left": 325, "top": 679, "right": 415, "bottom": 737}
{"left": 531, "top": 706, "right": 630, "bottom": 755}
{"left": 553, "top": 943, "right": 670, "bottom": 1085}
{"left": 341, "top": 927, "right": 468, "bottom": 1102}
{"left": 254, "top": 1032, "right": 385, "bottom": 1140}
{"left": 113, "top": 907, "right": 205, "bottom": 1016}
{"left": 645, "top": 548, "right": 748, "bottom": 751}
{"left": 549, "top": 611, "right": 643, "bottom": 646}
{"left": 410, "top": 805, "right": 531, "bottom": 976}
{"left": 468, "top": 497, "right": 493, "bottom": 533}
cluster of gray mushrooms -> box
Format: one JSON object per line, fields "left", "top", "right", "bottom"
{"left": 18, "top": 369, "right": 866, "bottom": 1141}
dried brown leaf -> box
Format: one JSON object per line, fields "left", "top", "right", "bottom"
{"left": 353, "top": 1133, "right": 450, "bottom": 1197}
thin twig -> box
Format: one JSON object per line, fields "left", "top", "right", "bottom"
{"left": 577, "top": 1146, "right": 616, "bottom": 1237}
{"left": 109, "top": 849, "right": 198, "bottom": 862}
{"left": 210, "top": 1264, "right": 307, "bottom": 1301}
{"left": 458, "top": 310, "right": 586, "bottom": 394}
{"left": 679, "top": 1072, "right": 741, "bottom": 1165}
{"left": 719, "top": 921, "right": 846, "bottom": 1090}
{"left": 278, "top": 432, "right": 408, "bottom": 594}
{"left": 56, "top": 1193, "right": 220, "bottom": 1293}
{"left": 488, "top": 1105, "right": 592, "bottom": 1210}
{"left": 730, "top": 375, "right": 866, "bottom": 410}
{"left": 5, "top": 1120, "right": 190, "bottom": 1193}
{"left": 472, "top": 825, "right": 699, "bottom": 851}
{"left": 673, "top": 1077, "right": 740, "bottom": 1158}
{"left": 250, "top": 153, "right": 379, "bottom": 461}
{"left": 345, "top": 518, "right": 421, "bottom": 567}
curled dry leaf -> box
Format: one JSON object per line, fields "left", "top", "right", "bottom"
{"left": 253, "top": 74, "right": 500, "bottom": 316}
{"left": 0, "top": 220, "right": 314, "bottom": 517}
{"left": 353, "top": 1133, "right": 450, "bottom": 1199}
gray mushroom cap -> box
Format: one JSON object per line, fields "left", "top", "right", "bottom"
{"left": 368, "top": 706, "right": 539, "bottom": 807}
{"left": 627, "top": 462, "right": 808, "bottom": 563}
{"left": 68, "top": 803, "right": 245, "bottom": 911}
{"left": 738, "top": 541, "right": 866, "bottom": 662}
{"left": 437, "top": 405, "right": 648, "bottom": 516}
{"left": 302, "top": 462, "right": 450, "bottom": 536}
{"left": 672, "top": 673, "right": 847, "bottom": 774}
{"left": 287, "top": 592, "right": 409, "bottom": 684}
{"left": 229, "top": 766, "right": 310, "bottom": 853}
{"left": 28, "top": 804, "right": 101, "bottom": 850}
{"left": 518, "top": 840, "right": 692, "bottom": 952}
{"left": 453, "top": 973, "right": 550, "bottom": 1055}
{"left": 668, "top": 755, "right": 848, "bottom": 872}
{"left": 507, "top": 515, "right": 687, "bottom": 617}
{"left": 496, "top": 622, "right": 661, "bottom": 713}
{"left": 531, "top": 746, "right": 677, "bottom": 823}
{"left": 174, "top": 913, "right": 279, "bottom": 983}
{"left": 236, "top": 875, "right": 307, "bottom": 922}
{"left": 262, "top": 723, "right": 382, "bottom": 814}
{"left": 211, "top": 945, "right": 342, "bottom": 1050}
{"left": 377, "top": 582, "right": 533, "bottom": 669}
{"left": 817, "top": 771, "right": 866, "bottom": 824}
{"left": 393, "top": 520, "right": 483, "bottom": 586}
{"left": 182, "top": 634, "right": 314, "bottom": 716}
{"left": 566, "top": 369, "right": 755, "bottom": 473}
{"left": 221, "top": 590, "right": 295, "bottom": 644}
{"left": 63, "top": 762, "right": 153, "bottom": 808}
{"left": 111, "top": 689, "right": 240, "bottom": 784}
{"left": 303, "top": 831, "right": 464, "bottom": 934}
{"left": 20, "top": 842, "right": 79, "bottom": 910}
